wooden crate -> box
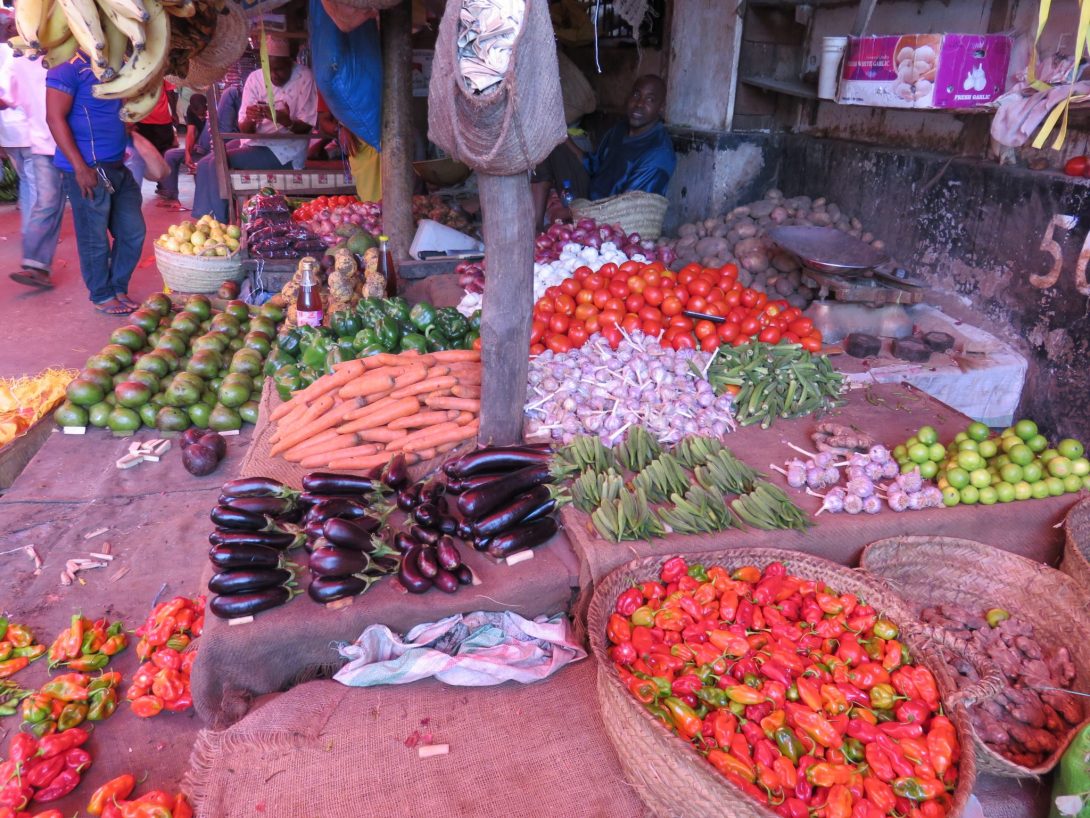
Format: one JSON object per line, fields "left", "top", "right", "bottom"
{"left": 0, "top": 415, "right": 54, "bottom": 492}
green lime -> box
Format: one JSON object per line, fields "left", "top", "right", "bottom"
{"left": 977, "top": 439, "right": 998, "bottom": 460}
{"left": 995, "top": 482, "right": 1016, "bottom": 503}
{"left": 1027, "top": 434, "right": 1049, "bottom": 453}
{"left": 1058, "top": 438, "right": 1085, "bottom": 460}
{"left": 1072, "top": 457, "right": 1090, "bottom": 477}
{"left": 1001, "top": 435, "right": 1022, "bottom": 453}
{"left": 999, "top": 463, "right": 1023, "bottom": 484}
{"left": 1048, "top": 456, "right": 1073, "bottom": 478}
{"left": 900, "top": 461, "right": 919, "bottom": 475}
{"left": 892, "top": 445, "right": 908, "bottom": 463}
{"left": 967, "top": 421, "right": 990, "bottom": 442}
{"left": 1046, "top": 476, "right": 1066, "bottom": 497}
{"left": 957, "top": 439, "right": 979, "bottom": 453}
{"left": 927, "top": 443, "right": 947, "bottom": 462}
{"left": 942, "top": 487, "right": 961, "bottom": 507}
{"left": 918, "top": 460, "right": 938, "bottom": 479}
{"left": 906, "top": 436, "right": 920, "bottom": 450}
{"left": 956, "top": 450, "right": 984, "bottom": 471}
{"left": 994, "top": 454, "right": 1011, "bottom": 468}
{"left": 1022, "top": 461, "right": 1044, "bottom": 483}
{"left": 1014, "top": 419, "right": 1039, "bottom": 441}
{"left": 106, "top": 406, "right": 141, "bottom": 433}
{"left": 959, "top": 485, "right": 980, "bottom": 505}
{"left": 978, "top": 486, "right": 998, "bottom": 505}
{"left": 1084, "top": 476, "right": 1090, "bottom": 490}
{"left": 1063, "top": 474, "right": 1083, "bottom": 493}
{"left": 916, "top": 426, "right": 938, "bottom": 446}
{"left": 1008, "top": 444, "right": 1034, "bottom": 467}
{"left": 54, "top": 401, "right": 89, "bottom": 428}
{"left": 1040, "top": 448, "right": 1059, "bottom": 464}
{"left": 907, "top": 443, "right": 930, "bottom": 464}
{"left": 969, "top": 468, "right": 992, "bottom": 489}
{"left": 1013, "top": 481, "right": 1033, "bottom": 501}
{"left": 946, "top": 467, "right": 970, "bottom": 490}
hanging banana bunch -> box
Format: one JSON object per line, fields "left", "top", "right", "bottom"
{"left": 7, "top": 0, "right": 229, "bottom": 122}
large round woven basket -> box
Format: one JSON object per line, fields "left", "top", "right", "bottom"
{"left": 571, "top": 191, "right": 669, "bottom": 240}
{"left": 861, "top": 535, "right": 1090, "bottom": 779}
{"left": 1060, "top": 497, "right": 1090, "bottom": 593}
{"left": 587, "top": 548, "right": 981, "bottom": 818}
{"left": 155, "top": 245, "right": 244, "bottom": 295}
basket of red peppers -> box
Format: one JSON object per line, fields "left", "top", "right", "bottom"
{"left": 589, "top": 550, "right": 989, "bottom": 818}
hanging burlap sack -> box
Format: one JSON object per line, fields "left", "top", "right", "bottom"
{"left": 428, "top": 0, "right": 567, "bottom": 176}
{"left": 558, "top": 50, "right": 595, "bottom": 126}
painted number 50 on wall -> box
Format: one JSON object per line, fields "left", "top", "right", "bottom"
{"left": 1034, "top": 214, "right": 1090, "bottom": 294}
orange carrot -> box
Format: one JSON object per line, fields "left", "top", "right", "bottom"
{"left": 453, "top": 411, "right": 476, "bottom": 426}
{"left": 280, "top": 428, "right": 340, "bottom": 460}
{"left": 390, "top": 376, "right": 457, "bottom": 400}
{"left": 424, "top": 396, "right": 481, "bottom": 412}
{"left": 344, "top": 394, "right": 405, "bottom": 421}
{"left": 452, "top": 385, "right": 481, "bottom": 399}
{"left": 337, "top": 397, "right": 420, "bottom": 434}
{"left": 270, "top": 399, "right": 359, "bottom": 456}
{"left": 429, "top": 350, "right": 480, "bottom": 363}
{"left": 291, "top": 360, "right": 365, "bottom": 404}
{"left": 354, "top": 428, "right": 409, "bottom": 443}
{"left": 402, "top": 420, "right": 480, "bottom": 453}
{"left": 394, "top": 420, "right": 461, "bottom": 448}
{"left": 391, "top": 366, "right": 428, "bottom": 389}
{"left": 302, "top": 442, "right": 379, "bottom": 468}
{"left": 362, "top": 352, "right": 433, "bottom": 369}
{"left": 271, "top": 395, "right": 305, "bottom": 422}
{"left": 388, "top": 409, "right": 459, "bottom": 430}
{"left": 328, "top": 452, "right": 394, "bottom": 471}
{"left": 338, "top": 372, "right": 396, "bottom": 400}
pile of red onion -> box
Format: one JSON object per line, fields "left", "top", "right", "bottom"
{"left": 535, "top": 218, "right": 675, "bottom": 267}
{"left": 456, "top": 260, "right": 485, "bottom": 295}
{"left": 301, "top": 201, "right": 383, "bottom": 246}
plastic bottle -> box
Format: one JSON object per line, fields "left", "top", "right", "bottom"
{"left": 295, "top": 257, "right": 324, "bottom": 327}
{"left": 378, "top": 234, "right": 398, "bottom": 298}
{"left": 560, "top": 179, "right": 575, "bottom": 207}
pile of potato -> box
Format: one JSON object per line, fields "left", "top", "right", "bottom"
{"left": 660, "top": 189, "right": 887, "bottom": 310}
{"left": 920, "top": 603, "right": 1082, "bottom": 769}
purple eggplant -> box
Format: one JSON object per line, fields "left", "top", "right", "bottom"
{"left": 396, "top": 484, "right": 422, "bottom": 512}
{"left": 398, "top": 546, "right": 432, "bottom": 593}
{"left": 208, "top": 543, "right": 281, "bottom": 569}
{"left": 305, "top": 498, "right": 370, "bottom": 525}
{"left": 485, "top": 518, "right": 558, "bottom": 559}
{"left": 220, "top": 476, "right": 297, "bottom": 500}
{"left": 444, "top": 447, "right": 552, "bottom": 478}
{"left": 445, "top": 473, "right": 508, "bottom": 495}
{"left": 416, "top": 545, "right": 440, "bottom": 578}
{"left": 208, "top": 528, "right": 304, "bottom": 551}
{"left": 393, "top": 532, "right": 419, "bottom": 554}
{"left": 218, "top": 495, "right": 301, "bottom": 521}
{"left": 472, "top": 537, "right": 491, "bottom": 552}
{"left": 367, "top": 554, "right": 400, "bottom": 575}
{"left": 309, "top": 546, "right": 370, "bottom": 577}
{"left": 435, "top": 536, "right": 462, "bottom": 572}
{"left": 456, "top": 463, "right": 553, "bottom": 519}
{"left": 208, "top": 567, "right": 292, "bottom": 596}
{"left": 302, "top": 472, "right": 376, "bottom": 496}
{"left": 307, "top": 575, "right": 371, "bottom": 603}
{"left": 420, "top": 479, "right": 446, "bottom": 502}
{"left": 382, "top": 453, "right": 409, "bottom": 491}
{"left": 297, "top": 492, "right": 327, "bottom": 508}
{"left": 433, "top": 568, "right": 459, "bottom": 593}
{"left": 211, "top": 505, "right": 275, "bottom": 532}
{"left": 520, "top": 497, "right": 558, "bottom": 525}
{"left": 469, "top": 484, "right": 552, "bottom": 538}
{"left": 210, "top": 587, "right": 292, "bottom": 618}
{"left": 455, "top": 565, "right": 474, "bottom": 586}
{"left": 323, "top": 517, "right": 382, "bottom": 550}
{"left": 304, "top": 519, "right": 326, "bottom": 543}
{"left": 436, "top": 515, "right": 458, "bottom": 535}
{"left": 457, "top": 521, "right": 475, "bottom": 540}
{"left": 409, "top": 524, "right": 439, "bottom": 545}
{"left": 412, "top": 503, "right": 439, "bottom": 529}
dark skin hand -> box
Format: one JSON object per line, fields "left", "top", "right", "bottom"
{"left": 238, "top": 56, "right": 312, "bottom": 135}
{"left": 46, "top": 87, "right": 98, "bottom": 198}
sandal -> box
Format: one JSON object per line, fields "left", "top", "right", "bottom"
{"left": 116, "top": 293, "right": 139, "bottom": 309}
{"left": 94, "top": 298, "right": 136, "bottom": 315}
{"left": 10, "top": 269, "right": 54, "bottom": 289}
{"left": 155, "top": 199, "right": 187, "bottom": 211}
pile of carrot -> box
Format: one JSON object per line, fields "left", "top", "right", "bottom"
{"left": 267, "top": 350, "right": 482, "bottom": 471}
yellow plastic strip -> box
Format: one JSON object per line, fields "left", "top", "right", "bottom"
{"left": 258, "top": 22, "right": 277, "bottom": 124}
{"left": 1032, "top": 0, "right": 1090, "bottom": 149}
{"left": 1028, "top": 0, "right": 1054, "bottom": 91}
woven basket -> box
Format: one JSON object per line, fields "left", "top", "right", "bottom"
{"left": 155, "top": 245, "right": 244, "bottom": 294}
{"left": 861, "top": 535, "right": 1090, "bottom": 779}
{"left": 571, "top": 191, "right": 669, "bottom": 240}
{"left": 587, "top": 548, "right": 982, "bottom": 818}
{"left": 1060, "top": 497, "right": 1090, "bottom": 593}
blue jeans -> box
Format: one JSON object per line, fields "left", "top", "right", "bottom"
{"left": 22, "top": 154, "right": 66, "bottom": 273}
{"left": 160, "top": 146, "right": 207, "bottom": 199}
{"left": 191, "top": 145, "right": 289, "bottom": 223}
{"left": 6, "top": 146, "right": 35, "bottom": 239}
{"left": 62, "top": 164, "right": 146, "bottom": 304}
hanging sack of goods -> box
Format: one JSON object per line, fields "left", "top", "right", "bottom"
{"left": 428, "top": 0, "right": 567, "bottom": 176}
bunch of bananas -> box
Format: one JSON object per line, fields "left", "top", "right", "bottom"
{"left": 8, "top": 0, "right": 225, "bottom": 122}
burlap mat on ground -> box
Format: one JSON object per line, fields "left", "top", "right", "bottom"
{"left": 564, "top": 382, "right": 1076, "bottom": 593}
{"left": 185, "top": 661, "right": 650, "bottom": 818}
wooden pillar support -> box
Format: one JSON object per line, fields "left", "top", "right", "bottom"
{"left": 478, "top": 173, "right": 534, "bottom": 446}
{"left": 380, "top": 0, "right": 415, "bottom": 262}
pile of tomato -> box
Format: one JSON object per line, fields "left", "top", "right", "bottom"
{"left": 290, "top": 195, "right": 361, "bottom": 222}
{"left": 606, "top": 558, "right": 960, "bottom": 818}
{"left": 530, "top": 261, "right": 823, "bottom": 356}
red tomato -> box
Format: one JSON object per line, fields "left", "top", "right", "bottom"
{"left": 718, "top": 262, "right": 739, "bottom": 277}
{"left": 599, "top": 309, "right": 622, "bottom": 328}
{"left": 673, "top": 287, "right": 689, "bottom": 304}
{"left": 619, "top": 260, "right": 642, "bottom": 276}
{"left": 599, "top": 263, "right": 618, "bottom": 279}
{"left": 724, "top": 290, "right": 742, "bottom": 307}
{"left": 717, "top": 321, "right": 740, "bottom": 343}
{"left": 753, "top": 291, "right": 769, "bottom": 310}
{"left": 708, "top": 287, "right": 726, "bottom": 304}
{"left": 574, "top": 303, "right": 598, "bottom": 322}
{"left": 728, "top": 306, "right": 748, "bottom": 324}
{"left": 800, "top": 335, "right": 822, "bottom": 352}
{"left": 758, "top": 326, "right": 782, "bottom": 344}
{"left": 708, "top": 301, "right": 728, "bottom": 317}
{"left": 644, "top": 261, "right": 666, "bottom": 274}
{"left": 584, "top": 273, "right": 604, "bottom": 290}
{"left": 529, "top": 343, "right": 546, "bottom": 356}
{"left": 554, "top": 294, "right": 576, "bottom": 315}
{"left": 626, "top": 275, "right": 646, "bottom": 294}
{"left": 604, "top": 297, "right": 625, "bottom": 313}
{"left": 782, "top": 332, "right": 801, "bottom": 344}
{"left": 672, "top": 333, "right": 697, "bottom": 351}
{"left": 608, "top": 279, "right": 630, "bottom": 299}
{"left": 694, "top": 320, "right": 717, "bottom": 340}
{"left": 1065, "top": 156, "right": 1089, "bottom": 177}
{"left": 534, "top": 297, "right": 555, "bottom": 315}
{"left": 669, "top": 315, "right": 694, "bottom": 331}
{"left": 584, "top": 315, "right": 601, "bottom": 334}
{"left": 545, "top": 286, "right": 562, "bottom": 300}
{"left": 661, "top": 296, "right": 683, "bottom": 317}
{"left": 688, "top": 296, "right": 708, "bottom": 312}
{"left": 575, "top": 289, "right": 594, "bottom": 305}
{"left": 781, "top": 307, "right": 802, "bottom": 322}
{"left": 660, "top": 269, "right": 677, "bottom": 281}
{"left": 601, "top": 326, "right": 622, "bottom": 349}
{"left": 638, "top": 306, "right": 662, "bottom": 324}
{"left": 688, "top": 278, "right": 711, "bottom": 297}
{"left": 560, "top": 278, "right": 580, "bottom": 296}
{"left": 624, "top": 293, "right": 645, "bottom": 313}
{"left": 549, "top": 313, "right": 570, "bottom": 334}
{"left": 699, "top": 334, "right": 720, "bottom": 353}
{"left": 545, "top": 334, "right": 573, "bottom": 354}
{"left": 740, "top": 316, "right": 760, "bottom": 336}
{"left": 789, "top": 317, "right": 814, "bottom": 337}
{"left": 641, "top": 320, "right": 663, "bottom": 337}
{"left": 740, "top": 288, "right": 759, "bottom": 308}
{"left": 642, "top": 269, "right": 662, "bottom": 287}
{"left": 621, "top": 314, "right": 642, "bottom": 334}
{"left": 573, "top": 265, "right": 592, "bottom": 281}
{"left": 643, "top": 286, "right": 664, "bottom": 307}
{"left": 530, "top": 319, "right": 547, "bottom": 345}
{"left": 591, "top": 289, "right": 610, "bottom": 310}
{"left": 567, "top": 322, "right": 589, "bottom": 346}
{"left": 732, "top": 335, "right": 750, "bottom": 347}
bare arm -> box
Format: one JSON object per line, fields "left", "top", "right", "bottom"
{"left": 46, "top": 88, "right": 97, "bottom": 197}
{"left": 184, "top": 124, "right": 197, "bottom": 164}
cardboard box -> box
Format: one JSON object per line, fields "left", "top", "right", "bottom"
{"left": 837, "top": 34, "right": 1011, "bottom": 109}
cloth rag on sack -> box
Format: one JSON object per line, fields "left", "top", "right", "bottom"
{"left": 428, "top": 0, "right": 566, "bottom": 175}
{"left": 334, "top": 611, "right": 586, "bottom": 687}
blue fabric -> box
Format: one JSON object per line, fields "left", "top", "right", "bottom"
{"left": 22, "top": 153, "right": 66, "bottom": 272}
{"left": 199, "top": 84, "right": 242, "bottom": 154}
{"left": 585, "top": 121, "right": 675, "bottom": 201}
{"left": 309, "top": 0, "right": 382, "bottom": 150}
{"left": 46, "top": 53, "right": 126, "bottom": 172}
{"left": 62, "top": 164, "right": 145, "bottom": 303}
{"left": 6, "top": 146, "right": 35, "bottom": 239}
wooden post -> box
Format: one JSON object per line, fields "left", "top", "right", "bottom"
{"left": 478, "top": 173, "right": 534, "bottom": 445}
{"left": 380, "top": 0, "right": 415, "bottom": 262}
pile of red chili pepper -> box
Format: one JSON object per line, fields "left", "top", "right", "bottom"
{"left": 0, "top": 617, "right": 47, "bottom": 680}
{"left": 606, "top": 558, "right": 960, "bottom": 818}
{"left": 0, "top": 728, "right": 92, "bottom": 812}
{"left": 21, "top": 672, "right": 121, "bottom": 736}
{"left": 47, "top": 616, "right": 128, "bottom": 671}
{"left": 126, "top": 596, "right": 204, "bottom": 718}
{"left": 87, "top": 774, "right": 192, "bottom": 818}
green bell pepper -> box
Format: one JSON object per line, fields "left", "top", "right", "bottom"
{"left": 409, "top": 302, "right": 437, "bottom": 333}
{"left": 352, "top": 327, "right": 382, "bottom": 353}
{"left": 276, "top": 328, "right": 303, "bottom": 358}
{"left": 325, "top": 346, "right": 346, "bottom": 372}
{"left": 376, "top": 316, "right": 400, "bottom": 352}
{"left": 300, "top": 336, "right": 331, "bottom": 370}
{"left": 400, "top": 333, "right": 429, "bottom": 354}
{"left": 436, "top": 307, "right": 469, "bottom": 340}
{"left": 336, "top": 337, "right": 357, "bottom": 358}
{"left": 424, "top": 325, "right": 454, "bottom": 352}
{"left": 464, "top": 329, "right": 480, "bottom": 348}
{"left": 356, "top": 342, "right": 385, "bottom": 359}
{"left": 263, "top": 347, "right": 294, "bottom": 376}
{"left": 468, "top": 310, "right": 482, "bottom": 332}
{"left": 356, "top": 298, "right": 385, "bottom": 326}
{"left": 330, "top": 310, "right": 362, "bottom": 339}
{"left": 381, "top": 297, "right": 411, "bottom": 324}
{"left": 273, "top": 365, "right": 302, "bottom": 401}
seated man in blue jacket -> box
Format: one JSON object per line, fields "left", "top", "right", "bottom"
{"left": 533, "top": 74, "right": 675, "bottom": 226}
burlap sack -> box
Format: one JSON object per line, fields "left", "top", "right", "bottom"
{"left": 184, "top": 662, "right": 650, "bottom": 817}
{"left": 428, "top": 0, "right": 567, "bottom": 175}
{"left": 559, "top": 50, "right": 595, "bottom": 126}
{"left": 321, "top": 0, "right": 378, "bottom": 32}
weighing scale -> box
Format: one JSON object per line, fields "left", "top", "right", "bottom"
{"left": 766, "top": 226, "right": 929, "bottom": 344}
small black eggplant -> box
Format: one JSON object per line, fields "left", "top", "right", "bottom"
{"left": 210, "top": 587, "right": 291, "bottom": 619}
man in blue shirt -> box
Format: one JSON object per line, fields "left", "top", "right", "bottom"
{"left": 45, "top": 52, "right": 146, "bottom": 315}
{"left": 533, "top": 74, "right": 675, "bottom": 226}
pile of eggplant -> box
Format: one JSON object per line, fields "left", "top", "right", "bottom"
{"left": 207, "top": 476, "right": 306, "bottom": 619}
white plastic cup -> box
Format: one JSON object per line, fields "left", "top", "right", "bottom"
{"left": 819, "top": 36, "right": 849, "bottom": 100}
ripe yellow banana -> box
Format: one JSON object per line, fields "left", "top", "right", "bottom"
{"left": 7, "top": 35, "right": 42, "bottom": 58}
{"left": 91, "top": 0, "right": 167, "bottom": 100}
{"left": 43, "top": 34, "right": 79, "bottom": 67}
{"left": 36, "top": 0, "right": 72, "bottom": 49}
{"left": 15, "top": 0, "right": 46, "bottom": 47}
{"left": 119, "top": 78, "right": 161, "bottom": 121}
{"left": 54, "top": 0, "right": 109, "bottom": 71}
{"left": 96, "top": 0, "right": 145, "bottom": 50}
{"left": 99, "top": 0, "right": 149, "bottom": 22}
{"left": 100, "top": 10, "right": 129, "bottom": 73}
